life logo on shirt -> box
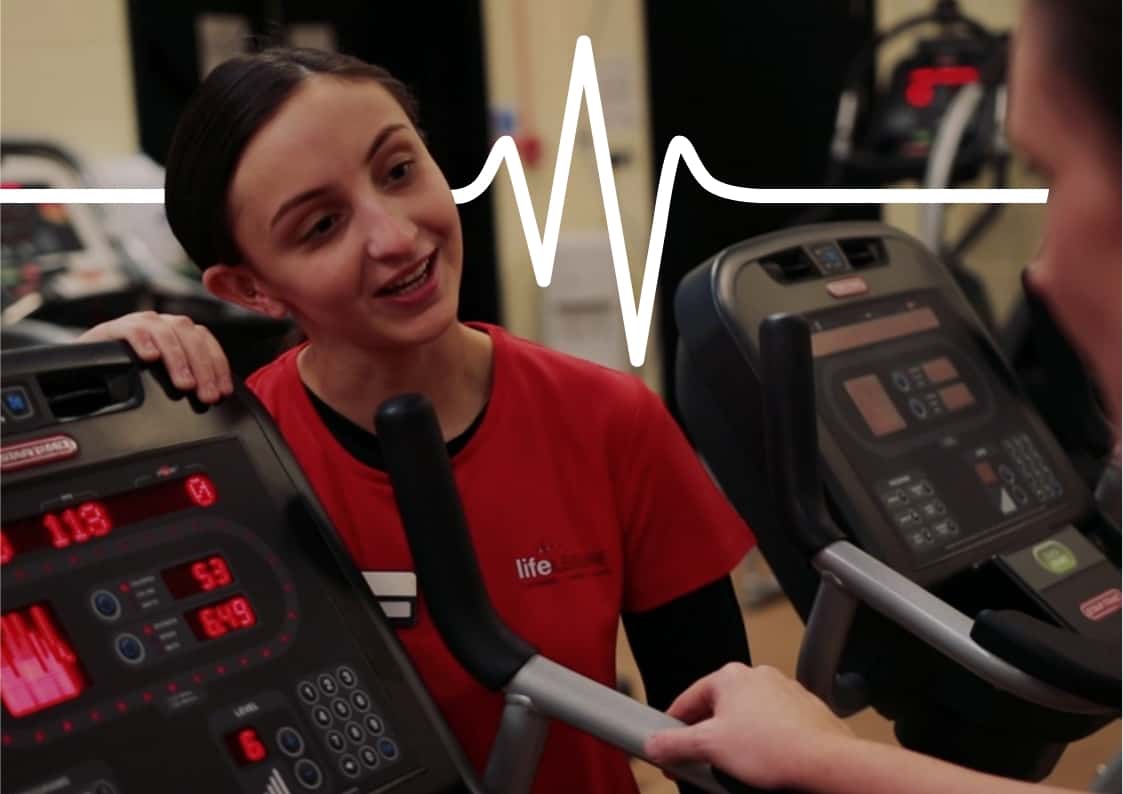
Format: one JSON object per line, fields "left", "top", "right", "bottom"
{"left": 514, "top": 542, "right": 611, "bottom": 587}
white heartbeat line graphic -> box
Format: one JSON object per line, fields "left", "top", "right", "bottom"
{"left": 0, "top": 35, "right": 1047, "bottom": 365}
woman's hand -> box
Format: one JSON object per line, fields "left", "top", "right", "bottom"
{"left": 644, "top": 663, "right": 854, "bottom": 790}
{"left": 78, "top": 312, "right": 234, "bottom": 404}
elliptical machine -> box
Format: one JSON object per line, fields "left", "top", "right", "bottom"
{"left": 674, "top": 221, "right": 1119, "bottom": 781}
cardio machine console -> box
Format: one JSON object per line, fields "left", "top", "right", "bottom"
{"left": 678, "top": 223, "right": 1114, "bottom": 617}
{"left": 0, "top": 344, "right": 475, "bottom": 794}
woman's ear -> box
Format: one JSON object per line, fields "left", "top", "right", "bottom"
{"left": 202, "top": 265, "right": 288, "bottom": 319}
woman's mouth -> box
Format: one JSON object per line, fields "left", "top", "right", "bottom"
{"left": 377, "top": 253, "right": 436, "bottom": 297}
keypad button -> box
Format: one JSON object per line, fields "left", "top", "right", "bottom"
{"left": 326, "top": 730, "right": 346, "bottom": 753}
{"left": 345, "top": 721, "right": 365, "bottom": 744}
{"left": 277, "top": 726, "right": 305, "bottom": 757}
{"left": 882, "top": 489, "right": 909, "bottom": 508}
{"left": 364, "top": 715, "right": 384, "bottom": 736}
{"left": 920, "top": 500, "right": 946, "bottom": 518}
{"left": 115, "top": 634, "right": 145, "bottom": 664}
{"left": 295, "top": 759, "right": 323, "bottom": 789}
{"left": 360, "top": 745, "right": 380, "bottom": 768}
{"left": 317, "top": 674, "right": 338, "bottom": 696}
{"left": 312, "top": 707, "right": 332, "bottom": 727}
{"left": 351, "top": 691, "right": 371, "bottom": 712}
{"left": 337, "top": 666, "right": 357, "bottom": 688}
{"left": 298, "top": 682, "right": 318, "bottom": 703}
{"left": 894, "top": 509, "right": 922, "bottom": 528}
{"left": 377, "top": 738, "right": 400, "bottom": 761}
{"left": 331, "top": 698, "right": 352, "bottom": 720}
{"left": 92, "top": 590, "right": 122, "bottom": 621}
{"left": 340, "top": 755, "right": 361, "bottom": 778}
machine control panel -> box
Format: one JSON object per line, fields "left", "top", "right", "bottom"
{"left": 809, "top": 289, "right": 1080, "bottom": 568}
{"left": 1, "top": 347, "right": 472, "bottom": 794}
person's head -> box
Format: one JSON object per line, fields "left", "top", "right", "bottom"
{"left": 1008, "top": 0, "right": 1122, "bottom": 428}
{"left": 165, "top": 48, "right": 463, "bottom": 352}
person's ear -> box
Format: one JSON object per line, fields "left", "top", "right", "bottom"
{"left": 202, "top": 265, "right": 288, "bottom": 320}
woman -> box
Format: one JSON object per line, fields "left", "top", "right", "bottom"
{"left": 646, "top": 0, "right": 1121, "bottom": 792}
{"left": 78, "top": 48, "right": 753, "bottom": 794}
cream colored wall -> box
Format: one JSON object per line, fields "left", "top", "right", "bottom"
{"left": 0, "top": 0, "right": 138, "bottom": 156}
{"left": 480, "top": 0, "right": 661, "bottom": 388}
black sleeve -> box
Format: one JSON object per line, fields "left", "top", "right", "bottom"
{"left": 622, "top": 575, "right": 751, "bottom": 794}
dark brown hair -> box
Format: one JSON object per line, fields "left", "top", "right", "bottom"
{"left": 1031, "top": 0, "right": 1120, "bottom": 145}
{"left": 164, "top": 48, "right": 421, "bottom": 272}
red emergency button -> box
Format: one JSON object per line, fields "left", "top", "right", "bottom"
{"left": 826, "top": 276, "right": 869, "bottom": 298}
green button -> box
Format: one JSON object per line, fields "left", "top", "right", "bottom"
{"left": 1032, "top": 540, "right": 1077, "bottom": 575}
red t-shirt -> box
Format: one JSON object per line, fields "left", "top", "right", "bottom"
{"left": 247, "top": 323, "right": 753, "bottom": 794}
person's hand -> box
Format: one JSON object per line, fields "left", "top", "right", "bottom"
{"left": 644, "top": 663, "right": 855, "bottom": 790}
{"left": 78, "top": 312, "right": 233, "bottom": 404}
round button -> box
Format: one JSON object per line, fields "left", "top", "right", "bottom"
{"left": 317, "top": 674, "right": 338, "bottom": 696}
{"left": 345, "top": 721, "right": 365, "bottom": 744}
{"left": 294, "top": 759, "right": 323, "bottom": 790}
{"left": 364, "top": 715, "right": 383, "bottom": 736}
{"left": 350, "top": 691, "right": 370, "bottom": 712}
{"left": 339, "top": 755, "right": 361, "bottom": 778}
{"left": 891, "top": 371, "right": 910, "bottom": 392}
{"left": 337, "top": 666, "right": 357, "bottom": 688}
{"left": 326, "top": 730, "right": 346, "bottom": 753}
{"left": 115, "top": 634, "right": 145, "bottom": 665}
{"left": 331, "top": 698, "right": 351, "bottom": 720}
{"left": 312, "top": 706, "right": 332, "bottom": 728}
{"left": 277, "top": 726, "right": 305, "bottom": 757}
{"left": 377, "top": 738, "right": 399, "bottom": 761}
{"left": 297, "top": 682, "right": 318, "bottom": 704}
{"left": 91, "top": 590, "right": 122, "bottom": 621}
{"left": 360, "top": 746, "right": 380, "bottom": 769}
{"left": 908, "top": 398, "right": 928, "bottom": 419}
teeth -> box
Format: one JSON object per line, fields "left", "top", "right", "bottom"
{"left": 383, "top": 257, "right": 431, "bottom": 295}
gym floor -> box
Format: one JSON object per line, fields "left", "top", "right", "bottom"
{"left": 618, "top": 552, "right": 1122, "bottom": 793}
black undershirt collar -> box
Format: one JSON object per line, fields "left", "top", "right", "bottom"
{"left": 304, "top": 383, "right": 487, "bottom": 471}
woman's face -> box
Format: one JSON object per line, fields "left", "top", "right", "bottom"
{"left": 224, "top": 76, "right": 463, "bottom": 352}
{"left": 1008, "top": 3, "right": 1122, "bottom": 423}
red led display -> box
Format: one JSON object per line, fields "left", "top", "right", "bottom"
{"left": 0, "top": 604, "right": 89, "bottom": 718}
{"left": 226, "top": 727, "right": 268, "bottom": 766}
{"left": 184, "top": 595, "right": 257, "bottom": 642}
{"left": 161, "top": 555, "right": 234, "bottom": 599}
{"left": 905, "top": 65, "right": 981, "bottom": 108}
{"left": 1, "top": 474, "right": 218, "bottom": 566}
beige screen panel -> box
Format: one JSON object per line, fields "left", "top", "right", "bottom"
{"left": 844, "top": 374, "right": 907, "bottom": 437}
{"left": 812, "top": 308, "right": 940, "bottom": 358}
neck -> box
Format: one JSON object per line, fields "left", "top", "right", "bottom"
{"left": 297, "top": 322, "right": 493, "bottom": 440}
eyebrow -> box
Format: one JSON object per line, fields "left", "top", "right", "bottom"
{"left": 268, "top": 123, "right": 409, "bottom": 230}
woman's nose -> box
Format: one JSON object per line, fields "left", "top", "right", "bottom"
{"left": 361, "top": 204, "right": 418, "bottom": 261}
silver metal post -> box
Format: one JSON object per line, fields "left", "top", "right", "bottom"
{"left": 484, "top": 693, "right": 550, "bottom": 794}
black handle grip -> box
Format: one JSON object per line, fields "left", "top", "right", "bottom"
{"left": 1, "top": 340, "right": 137, "bottom": 380}
{"left": 971, "top": 610, "right": 1121, "bottom": 707}
{"left": 375, "top": 394, "right": 536, "bottom": 690}
{"left": 759, "top": 314, "right": 844, "bottom": 555}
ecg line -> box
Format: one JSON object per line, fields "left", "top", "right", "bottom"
{"left": 0, "top": 35, "right": 1047, "bottom": 366}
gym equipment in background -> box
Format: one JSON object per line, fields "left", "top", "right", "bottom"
{"left": 675, "top": 222, "right": 1119, "bottom": 781}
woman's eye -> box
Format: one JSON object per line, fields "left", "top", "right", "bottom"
{"left": 387, "top": 160, "right": 414, "bottom": 183}
{"left": 302, "top": 214, "right": 339, "bottom": 242}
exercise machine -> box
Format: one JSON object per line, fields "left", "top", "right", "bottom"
{"left": 674, "top": 221, "right": 1120, "bottom": 781}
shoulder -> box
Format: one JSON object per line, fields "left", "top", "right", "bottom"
{"left": 245, "top": 344, "right": 304, "bottom": 410}
{"left": 486, "top": 324, "right": 654, "bottom": 415}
